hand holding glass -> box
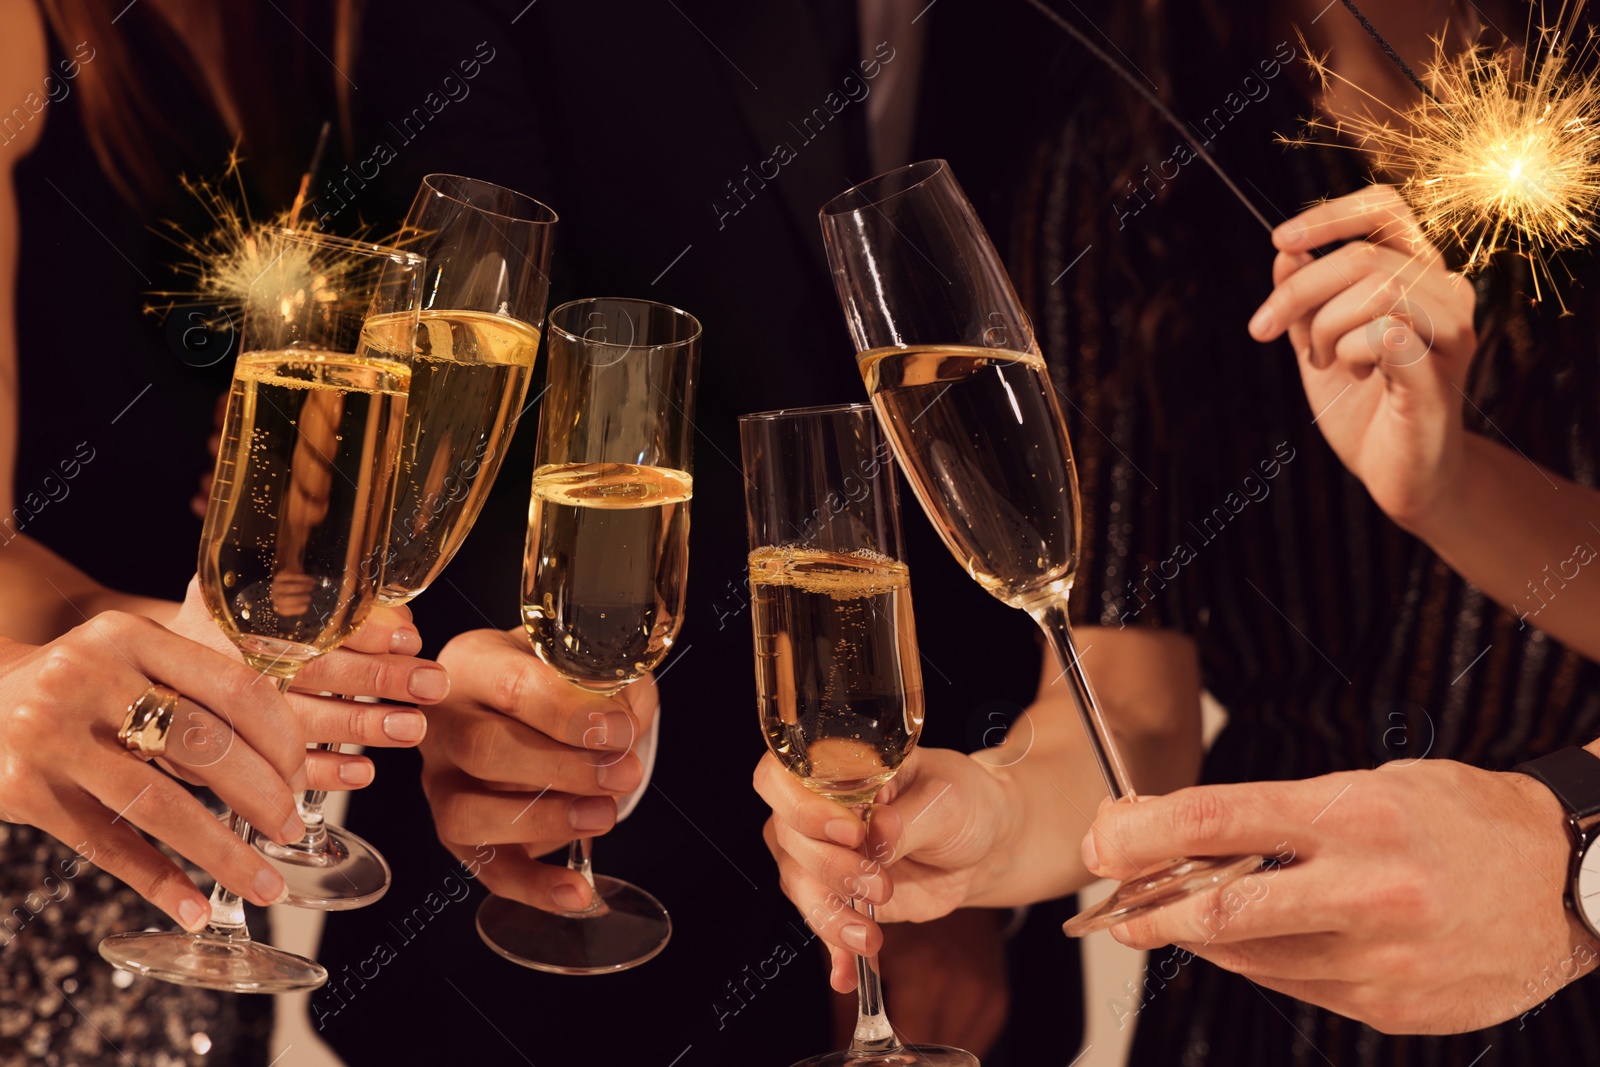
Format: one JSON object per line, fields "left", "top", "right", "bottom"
{"left": 475, "top": 296, "right": 700, "bottom": 974}
{"left": 262, "top": 176, "right": 557, "bottom": 908}
{"left": 100, "top": 232, "right": 422, "bottom": 991}
{"left": 820, "top": 160, "right": 1261, "bottom": 936}
{"left": 741, "top": 402, "right": 976, "bottom": 1067}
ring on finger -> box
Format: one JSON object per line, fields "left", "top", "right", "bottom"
{"left": 119, "top": 684, "right": 181, "bottom": 759}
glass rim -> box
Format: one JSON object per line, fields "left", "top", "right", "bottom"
{"left": 819, "top": 158, "right": 949, "bottom": 217}
{"left": 738, "top": 401, "right": 876, "bottom": 424}
{"left": 267, "top": 227, "right": 425, "bottom": 267}
{"left": 547, "top": 296, "right": 702, "bottom": 351}
{"left": 418, "top": 173, "right": 559, "bottom": 225}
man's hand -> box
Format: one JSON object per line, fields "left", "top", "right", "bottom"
{"left": 1082, "top": 760, "right": 1600, "bottom": 1034}
{"left": 755, "top": 747, "right": 1018, "bottom": 992}
{"left": 421, "top": 627, "right": 658, "bottom": 912}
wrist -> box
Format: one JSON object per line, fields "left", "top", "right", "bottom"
{"left": 963, "top": 751, "right": 1025, "bottom": 904}
{"left": 1395, "top": 430, "right": 1479, "bottom": 540}
{"left": 1504, "top": 767, "right": 1600, "bottom": 956}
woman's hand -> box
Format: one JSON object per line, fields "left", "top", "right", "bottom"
{"left": 0, "top": 612, "right": 311, "bottom": 935}
{"left": 1082, "top": 760, "right": 1600, "bottom": 1034}
{"left": 1249, "top": 185, "right": 1477, "bottom": 528}
{"left": 753, "top": 747, "right": 1017, "bottom": 992}
{"left": 419, "top": 627, "right": 658, "bottom": 913}
{"left": 167, "top": 578, "right": 447, "bottom": 791}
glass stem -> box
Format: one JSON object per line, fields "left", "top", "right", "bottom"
{"left": 207, "top": 673, "right": 298, "bottom": 939}
{"left": 289, "top": 743, "right": 336, "bottom": 851}
{"left": 1032, "top": 601, "right": 1135, "bottom": 801}
{"left": 564, "top": 838, "right": 605, "bottom": 916}
{"left": 847, "top": 802, "right": 901, "bottom": 1055}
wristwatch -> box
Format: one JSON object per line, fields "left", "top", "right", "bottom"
{"left": 1513, "top": 746, "right": 1600, "bottom": 940}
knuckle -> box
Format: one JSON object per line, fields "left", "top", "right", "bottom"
{"left": 493, "top": 661, "right": 532, "bottom": 714}
{"left": 143, "top": 863, "right": 197, "bottom": 906}
{"left": 1172, "top": 789, "right": 1231, "bottom": 850}
{"left": 34, "top": 646, "right": 86, "bottom": 695}
{"left": 432, "top": 791, "right": 478, "bottom": 843}
{"left": 555, "top": 746, "right": 599, "bottom": 791}
{"left": 456, "top": 717, "right": 505, "bottom": 778}
{"left": 344, "top": 702, "right": 379, "bottom": 745}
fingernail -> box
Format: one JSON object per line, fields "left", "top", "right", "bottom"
{"left": 1109, "top": 922, "right": 1132, "bottom": 944}
{"left": 597, "top": 711, "right": 634, "bottom": 751}
{"left": 840, "top": 924, "right": 870, "bottom": 952}
{"left": 255, "top": 866, "right": 288, "bottom": 906}
{"left": 279, "top": 813, "right": 306, "bottom": 845}
{"left": 1248, "top": 305, "right": 1276, "bottom": 339}
{"left": 597, "top": 759, "right": 641, "bottom": 793}
{"left": 408, "top": 666, "right": 451, "bottom": 702}
{"left": 289, "top": 767, "right": 309, "bottom": 795}
{"left": 569, "top": 796, "right": 616, "bottom": 832}
{"left": 553, "top": 883, "right": 588, "bottom": 911}
{"left": 338, "top": 760, "right": 374, "bottom": 786}
{"left": 383, "top": 710, "right": 426, "bottom": 742}
{"left": 1081, "top": 832, "right": 1101, "bottom": 875}
{"left": 177, "top": 897, "right": 209, "bottom": 932}
{"left": 824, "top": 819, "right": 860, "bottom": 846}
{"left": 390, "top": 627, "right": 422, "bottom": 655}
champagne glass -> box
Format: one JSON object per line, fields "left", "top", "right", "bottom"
{"left": 740, "top": 403, "right": 975, "bottom": 1067}
{"left": 475, "top": 296, "right": 700, "bottom": 974}
{"left": 258, "top": 176, "right": 557, "bottom": 909}
{"left": 100, "top": 231, "right": 423, "bottom": 990}
{"left": 820, "top": 160, "right": 1261, "bottom": 937}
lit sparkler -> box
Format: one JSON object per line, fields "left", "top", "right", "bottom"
{"left": 146, "top": 126, "right": 395, "bottom": 324}
{"left": 1286, "top": 1, "right": 1600, "bottom": 305}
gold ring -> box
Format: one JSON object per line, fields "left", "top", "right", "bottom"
{"left": 118, "top": 684, "right": 180, "bottom": 759}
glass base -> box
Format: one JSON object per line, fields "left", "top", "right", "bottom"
{"left": 1063, "top": 854, "right": 1265, "bottom": 937}
{"left": 476, "top": 876, "right": 670, "bottom": 974}
{"left": 99, "top": 930, "right": 327, "bottom": 993}
{"left": 254, "top": 823, "right": 391, "bottom": 910}
{"left": 792, "top": 1046, "right": 979, "bottom": 1066}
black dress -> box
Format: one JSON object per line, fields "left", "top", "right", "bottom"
{"left": 4, "top": 8, "right": 328, "bottom": 1064}
{"left": 1013, "top": 11, "right": 1600, "bottom": 1065}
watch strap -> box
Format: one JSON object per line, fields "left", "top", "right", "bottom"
{"left": 1515, "top": 747, "right": 1600, "bottom": 822}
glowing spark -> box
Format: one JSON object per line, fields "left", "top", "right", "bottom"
{"left": 1284, "top": 3, "right": 1600, "bottom": 306}
{"left": 146, "top": 148, "right": 395, "bottom": 327}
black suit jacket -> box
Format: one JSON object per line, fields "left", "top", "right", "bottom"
{"left": 316, "top": 3, "right": 1082, "bottom": 1062}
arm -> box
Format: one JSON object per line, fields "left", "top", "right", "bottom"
{"left": 0, "top": 0, "right": 175, "bottom": 642}
{"left": 755, "top": 624, "right": 1203, "bottom": 991}
{"left": 1252, "top": 185, "right": 1600, "bottom": 659}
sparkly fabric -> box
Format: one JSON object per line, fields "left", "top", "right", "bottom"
{"left": 0, "top": 823, "right": 271, "bottom": 1067}
{"left": 1011, "top": 9, "right": 1600, "bottom": 1064}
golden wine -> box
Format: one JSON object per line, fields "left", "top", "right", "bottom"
{"left": 750, "top": 546, "right": 923, "bottom": 805}
{"left": 368, "top": 309, "right": 541, "bottom": 603}
{"left": 522, "top": 462, "right": 692, "bottom": 692}
{"left": 199, "top": 348, "right": 409, "bottom": 676}
{"left": 860, "top": 344, "right": 1079, "bottom": 612}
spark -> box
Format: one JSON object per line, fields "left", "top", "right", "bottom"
{"left": 1284, "top": 2, "right": 1600, "bottom": 307}
{"left": 145, "top": 140, "right": 400, "bottom": 327}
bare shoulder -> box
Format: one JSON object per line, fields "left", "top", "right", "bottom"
{"left": 0, "top": 0, "right": 50, "bottom": 163}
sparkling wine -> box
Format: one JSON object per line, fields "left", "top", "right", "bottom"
{"left": 522, "top": 462, "right": 692, "bottom": 692}
{"left": 366, "top": 309, "right": 541, "bottom": 602}
{"left": 199, "top": 347, "right": 410, "bottom": 675}
{"left": 750, "top": 546, "right": 923, "bottom": 804}
{"left": 859, "top": 344, "right": 1079, "bottom": 611}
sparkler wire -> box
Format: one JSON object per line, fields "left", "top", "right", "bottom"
{"left": 1019, "top": 0, "right": 1275, "bottom": 232}
{"left": 1338, "top": 0, "right": 1445, "bottom": 104}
